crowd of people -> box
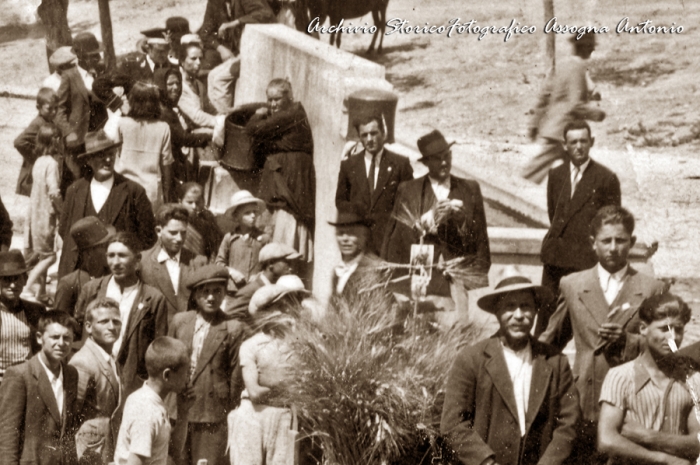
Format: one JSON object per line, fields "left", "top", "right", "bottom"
{"left": 0, "top": 3, "right": 697, "bottom": 465}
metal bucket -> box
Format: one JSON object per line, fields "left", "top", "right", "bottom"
{"left": 222, "top": 103, "right": 266, "bottom": 171}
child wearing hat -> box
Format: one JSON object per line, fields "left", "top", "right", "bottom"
{"left": 215, "top": 190, "right": 268, "bottom": 293}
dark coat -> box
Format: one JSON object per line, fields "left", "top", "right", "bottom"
{"left": 159, "top": 104, "right": 210, "bottom": 183}
{"left": 541, "top": 159, "right": 621, "bottom": 270}
{"left": 381, "top": 175, "right": 491, "bottom": 296}
{"left": 55, "top": 67, "right": 108, "bottom": 148}
{"left": 55, "top": 270, "right": 103, "bottom": 317}
{"left": 0, "top": 355, "right": 80, "bottom": 465}
{"left": 440, "top": 337, "right": 579, "bottom": 465}
{"left": 74, "top": 276, "right": 168, "bottom": 399}
{"left": 14, "top": 115, "right": 50, "bottom": 197}
{"left": 335, "top": 148, "right": 414, "bottom": 254}
{"left": 0, "top": 299, "right": 46, "bottom": 357}
{"left": 223, "top": 274, "right": 266, "bottom": 326}
{"left": 539, "top": 265, "right": 664, "bottom": 422}
{"left": 0, "top": 195, "right": 14, "bottom": 249}
{"left": 116, "top": 54, "right": 176, "bottom": 86}
{"left": 198, "top": 0, "right": 276, "bottom": 51}
{"left": 140, "top": 243, "right": 208, "bottom": 324}
{"left": 58, "top": 173, "right": 157, "bottom": 279}
{"left": 331, "top": 252, "right": 384, "bottom": 299}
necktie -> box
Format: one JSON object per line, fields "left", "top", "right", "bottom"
{"left": 571, "top": 167, "right": 581, "bottom": 198}
{"left": 368, "top": 154, "right": 377, "bottom": 196}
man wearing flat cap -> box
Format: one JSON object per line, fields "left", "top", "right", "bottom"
{"left": 43, "top": 46, "right": 77, "bottom": 92}
{"left": 382, "top": 129, "right": 491, "bottom": 320}
{"left": 441, "top": 275, "right": 579, "bottom": 465}
{"left": 0, "top": 250, "right": 46, "bottom": 385}
{"left": 169, "top": 264, "right": 249, "bottom": 465}
{"left": 58, "top": 130, "right": 157, "bottom": 279}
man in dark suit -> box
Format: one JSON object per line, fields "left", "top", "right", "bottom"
{"left": 335, "top": 112, "right": 413, "bottom": 255}
{"left": 536, "top": 120, "right": 622, "bottom": 335}
{"left": 74, "top": 233, "right": 168, "bottom": 400}
{"left": 58, "top": 130, "right": 157, "bottom": 280}
{"left": 117, "top": 38, "right": 172, "bottom": 85}
{"left": 539, "top": 205, "right": 664, "bottom": 465}
{"left": 382, "top": 130, "right": 490, "bottom": 317}
{"left": 141, "top": 204, "right": 208, "bottom": 325}
{"left": 441, "top": 275, "right": 579, "bottom": 465}
{"left": 170, "top": 265, "right": 249, "bottom": 465}
{"left": 0, "top": 311, "right": 80, "bottom": 465}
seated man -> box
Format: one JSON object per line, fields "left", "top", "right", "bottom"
{"left": 598, "top": 292, "right": 700, "bottom": 464}
{"left": 441, "top": 275, "right": 579, "bottom": 465}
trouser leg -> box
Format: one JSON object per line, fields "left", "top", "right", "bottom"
{"left": 522, "top": 138, "right": 565, "bottom": 184}
{"left": 188, "top": 422, "right": 227, "bottom": 465}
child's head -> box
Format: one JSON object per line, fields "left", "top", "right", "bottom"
{"left": 226, "top": 190, "right": 265, "bottom": 231}
{"left": 186, "top": 265, "right": 229, "bottom": 317}
{"left": 145, "top": 336, "right": 190, "bottom": 394}
{"left": 639, "top": 292, "right": 691, "bottom": 358}
{"left": 35, "top": 123, "right": 63, "bottom": 158}
{"left": 36, "top": 311, "right": 77, "bottom": 365}
{"left": 36, "top": 87, "right": 58, "bottom": 121}
{"left": 179, "top": 182, "right": 204, "bottom": 215}
{"left": 589, "top": 205, "right": 636, "bottom": 274}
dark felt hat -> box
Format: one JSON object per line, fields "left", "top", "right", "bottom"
{"left": 417, "top": 129, "right": 455, "bottom": 161}
{"left": 78, "top": 130, "right": 122, "bottom": 159}
{"left": 185, "top": 264, "right": 229, "bottom": 290}
{"left": 70, "top": 217, "right": 116, "bottom": 251}
{"left": 0, "top": 250, "right": 31, "bottom": 277}
{"left": 477, "top": 276, "right": 552, "bottom": 314}
{"left": 328, "top": 212, "right": 374, "bottom": 228}
{"left": 72, "top": 32, "right": 103, "bottom": 57}
{"left": 140, "top": 27, "right": 167, "bottom": 39}
{"left": 166, "top": 17, "right": 191, "bottom": 35}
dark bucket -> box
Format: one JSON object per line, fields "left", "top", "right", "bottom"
{"left": 222, "top": 103, "right": 267, "bottom": 171}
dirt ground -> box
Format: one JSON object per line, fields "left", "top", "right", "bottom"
{"left": 1, "top": 0, "right": 699, "bottom": 339}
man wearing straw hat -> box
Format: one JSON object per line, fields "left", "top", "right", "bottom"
{"left": 441, "top": 275, "right": 579, "bottom": 465}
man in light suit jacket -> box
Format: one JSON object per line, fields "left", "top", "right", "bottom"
{"left": 170, "top": 265, "right": 249, "bottom": 465}
{"left": 335, "top": 112, "right": 413, "bottom": 255}
{"left": 141, "top": 204, "right": 208, "bottom": 325}
{"left": 535, "top": 120, "right": 621, "bottom": 335}
{"left": 441, "top": 275, "right": 579, "bottom": 465}
{"left": 539, "top": 205, "right": 664, "bottom": 465}
{"left": 70, "top": 298, "right": 123, "bottom": 465}
{"left": 0, "top": 311, "right": 80, "bottom": 465}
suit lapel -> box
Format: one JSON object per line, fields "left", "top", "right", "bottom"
{"left": 609, "top": 267, "right": 646, "bottom": 327}
{"left": 104, "top": 176, "right": 130, "bottom": 225}
{"left": 192, "top": 318, "right": 226, "bottom": 382}
{"left": 420, "top": 176, "right": 437, "bottom": 214}
{"left": 150, "top": 245, "right": 178, "bottom": 310}
{"left": 120, "top": 283, "right": 150, "bottom": 358}
{"left": 181, "top": 312, "right": 197, "bottom": 353}
{"left": 525, "top": 344, "right": 553, "bottom": 432}
{"left": 371, "top": 154, "right": 391, "bottom": 207}
{"left": 351, "top": 153, "right": 372, "bottom": 204}
{"left": 577, "top": 267, "right": 609, "bottom": 326}
{"left": 30, "top": 356, "right": 62, "bottom": 426}
{"left": 566, "top": 161, "right": 598, "bottom": 221}
{"left": 85, "top": 339, "right": 120, "bottom": 401}
{"left": 483, "top": 339, "right": 520, "bottom": 423}
{"left": 62, "top": 362, "right": 77, "bottom": 431}
{"left": 71, "top": 68, "right": 90, "bottom": 104}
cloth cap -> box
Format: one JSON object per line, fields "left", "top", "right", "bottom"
{"left": 78, "top": 130, "right": 122, "bottom": 159}
{"left": 49, "top": 46, "right": 77, "bottom": 68}
{"left": 417, "top": 129, "right": 455, "bottom": 161}
{"left": 72, "top": 32, "right": 103, "bottom": 57}
{"left": 225, "top": 190, "right": 266, "bottom": 217}
{"left": 248, "top": 275, "right": 309, "bottom": 316}
{"left": 477, "top": 275, "right": 552, "bottom": 314}
{"left": 70, "top": 217, "right": 116, "bottom": 251}
{"left": 0, "top": 250, "right": 30, "bottom": 277}
{"left": 258, "top": 243, "right": 301, "bottom": 264}
{"left": 185, "top": 264, "right": 229, "bottom": 290}
{"left": 328, "top": 211, "right": 373, "bottom": 228}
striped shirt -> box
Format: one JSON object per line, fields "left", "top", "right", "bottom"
{"left": 0, "top": 305, "right": 32, "bottom": 383}
{"left": 600, "top": 357, "right": 694, "bottom": 434}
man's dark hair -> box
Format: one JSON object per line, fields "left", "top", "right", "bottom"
{"left": 563, "top": 120, "right": 592, "bottom": 140}
{"left": 85, "top": 297, "right": 121, "bottom": 324}
{"left": 639, "top": 292, "right": 691, "bottom": 325}
{"left": 590, "top": 205, "right": 635, "bottom": 237}
{"left": 37, "top": 87, "right": 57, "bottom": 107}
{"left": 128, "top": 82, "right": 161, "bottom": 121}
{"left": 38, "top": 310, "right": 78, "bottom": 335}
{"left": 353, "top": 112, "right": 385, "bottom": 134}
{"left": 179, "top": 43, "right": 203, "bottom": 64}
{"left": 145, "top": 336, "right": 189, "bottom": 377}
{"left": 156, "top": 204, "right": 190, "bottom": 227}
{"left": 107, "top": 232, "right": 142, "bottom": 255}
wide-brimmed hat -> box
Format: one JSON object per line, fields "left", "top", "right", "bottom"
{"left": 166, "top": 17, "right": 191, "bottom": 36}
{"left": 328, "top": 211, "right": 374, "bottom": 229}
{"left": 258, "top": 243, "right": 302, "bottom": 264}
{"left": 70, "top": 216, "right": 116, "bottom": 251}
{"left": 78, "top": 130, "right": 122, "bottom": 159}
{"left": 0, "top": 250, "right": 31, "bottom": 277}
{"left": 72, "top": 32, "right": 103, "bottom": 57}
{"left": 49, "top": 46, "right": 77, "bottom": 69}
{"left": 477, "top": 275, "right": 552, "bottom": 314}
{"left": 249, "top": 275, "right": 310, "bottom": 316}
{"left": 185, "top": 264, "right": 229, "bottom": 290}
{"left": 417, "top": 129, "right": 455, "bottom": 161}
{"left": 225, "top": 190, "right": 266, "bottom": 217}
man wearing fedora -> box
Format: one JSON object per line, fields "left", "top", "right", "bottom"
{"left": 441, "top": 276, "right": 579, "bottom": 465}
{"left": 0, "top": 250, "right": 46, "bottom": 385}
{"left": 382, "top": 129, "right": 490, "bottom": 319}
{"left": 58, "top": 129, "right": 157, "bottom": 280}
{"left": 335, "top": 111, "right": 414, "bottom": 256}
{"left": 55, "top": 216, "right": 114, "bottom": 315}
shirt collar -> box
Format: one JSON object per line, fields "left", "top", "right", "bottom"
{"left": 570, "top": 158, "right": 591, "bottom": 176}
{"left": 38, "top": 354, "right": 63, "bottom": 384}
{"left": 146, "top": 55, "right": 156, "bottom": 72}
{"left": 107, "top": 275, "right": 139, "bottom": 294}
{"left": 633, "top": 357, "right": 660, "bottom": 393}
{"left": 428, "top": 175, "right": 451, "bottom": 189}
{"left": 341, "top": 252, "right": 364, "bottom": 268}
{"left": 260, "top": 274, "right": 272, "bottom": 286}
{"left": 91, "top": 175, "right": 115, "bottom": 189}
{"left": 364, "top": 147, "right": 384, "bottom": 162}
{"left": 157, "top": 247, "right": 181, "bottom": 264}
{"left": 598, "top": 263, "right": 629, "bottom": 284}
{"left": 500, "top": 339, "right": 533, "bottom": 357}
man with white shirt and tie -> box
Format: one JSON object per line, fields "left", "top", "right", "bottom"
{"left": 58, "top": 130, "right": 157, "bottom": 280}
{"left": 71, "top": 298, "right": 123, "bottom": 465}
{"left": 539, "top": 205, "right": 664, "bottom": 465}
{"left": 535, "top": 120, "right": 621, "bottom": 336}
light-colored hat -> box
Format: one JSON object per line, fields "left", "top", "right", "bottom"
{"left": 49, "top": 46, "right": 77, "bottom": 68}
{"left": 477, "top": 275, "right": 552, "bottom": 314}
{"left": 258, "top": 243, "right": 302, "bottom": 264}
{"left": 248, "top": 275, "right": 309, "bottom": 316}
{"left": 180, "top": 34, "right": 203, "bottom": 46}
{"left": 224, "top": 190, "right": 265, "bottom": 217}
{"left": 146, "top": 38, "right": 169, "bottom": 47}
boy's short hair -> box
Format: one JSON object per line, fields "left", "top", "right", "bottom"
{"left": 38, "top": 310, "right": 78, "bottom": 335}
{"left": 156, "top": 204, "right": 191, "bottom": 227}
{"left": 563, "top": 120, "right": 592, "bottom": 141}
{"left": 37, "top": 87, "right": 57, "bottom": 106}
{"left": 85, "top": 297, "right": 121, "bottom": 324}
{"left": 178, "top": 182, "right": 203, "bottom": 201}
{"left": 353, "top": 111, "right": 384, "bottom": 134}
{"left": 590, "top": 205, "right": 635, "bottom": 237}
{"left": 145, "top": 336, "right": 189, "bottom": 377}
{"left": 639, "top": 292, "right": 691, "bottom": 325}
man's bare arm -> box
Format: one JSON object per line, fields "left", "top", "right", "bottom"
{"left": 621, "top": 406, "right": 700, "bottom": 461}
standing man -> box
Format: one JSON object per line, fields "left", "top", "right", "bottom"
{"left": 441, "top": 276, "right": 579, "bottom": 465}
{"left": 70, "top": 298, "right": 122, "bottom": 465}
{"left": 382, "top": 130, "right": 491, "bottom": 318}
{"left": 58, "top": 130, "right": 157, "bottom": 280}
{"left": 0, "top": 250, "right": 46, "bottom": 384}
{"left": 0, "top": 311, "right": 79, "bottom": 465}
{"left": 117, "top": 38, "right": 173, "bottom": 85}
{"left": 535, "top": 120, "right": 621, "bottom": 335}
{"left": 539, "top": 206, "right": 664, "bottom": 465}
{"left": 141, "top": 204, "right": 208, "bottom": 324}
{"left": 523, "top": 33, "right": 606, "bottom": 183}
{"left": 335, "top": 112, "right": 413, "bottom": 255}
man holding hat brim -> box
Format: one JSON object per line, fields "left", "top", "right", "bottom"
{"left": 441, "top": 275, "right": 579, "bottom": 465}
{"left": 169, "top": 264, "right": 249, "bottom": 465}
{"left": 43, "top": 46, "right": 77, "bottom": 92}
{"left": 0, "top": 250, "right": 47, "bottom": 383}
{"left": 58, "top": 130, "right": 157, "bottom": 279}
{"left": 382, "top": 129, "right": 491, "bottom": 319}
{"left": 55, "top": 216, "right": 114, "bottom": 314}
